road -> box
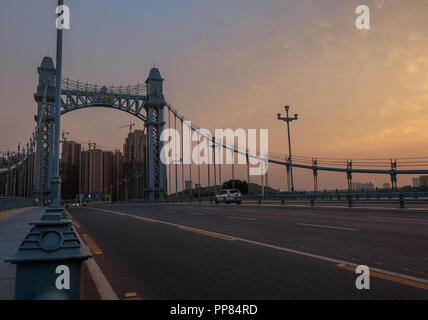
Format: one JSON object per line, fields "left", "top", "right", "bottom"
{"left": 69, "top": 203, "right": 428, "bottom": 299}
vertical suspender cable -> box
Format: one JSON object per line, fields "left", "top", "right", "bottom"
{"left": 174, "top": 114, "right": 178, "bottom": 201}
{"left": 181, "top": 118, "right": 184, "bottom": 201}
{"left": 198, "top": 132, "right": 201, "bottom": 202}
{"left": 207, "top": 136, "right": 211, "bottom": 199}
{"left": 189, "top": 126, "right": 192, "bottom": 198}
{"left": 168, "top": 108, "right": 171, "bottom": 197}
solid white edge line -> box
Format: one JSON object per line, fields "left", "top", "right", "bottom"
{"left": 84, "top": 258, "right": 119, "bottom": 300}
{"left": 73, "top": 224, "right": 119, "bottom": 300}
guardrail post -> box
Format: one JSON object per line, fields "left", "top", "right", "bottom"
{"left": 258, "top": 195, "right": 262, "bottom": 205}
{"left": 6, "top": 207, "right": 91, "bottom": 299}
{"left": 281, "top": 196, "right": 285, "bottom": 206}
{"left": 310, "top": 195, "right": 314, "bottom": 206}
{"left": 348, "top": 194, "right": 353, "bottom": 208}
{"left": 399, "top": 194, "right": 405, "bottom": 209}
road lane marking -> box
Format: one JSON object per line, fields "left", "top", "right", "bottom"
{"left": 72, "top": 220, "right": 81, "bottom": 228}
{"left": 296, "top": 223, "right": 358, "bottom": 231}
{"left": 124, "top": 292, "right": 138, "bottom": 297}
{"left": 124, "top": 292, "right": 143, "bottom": 300}
{"left": 82, "top": 234, "right": 103, "bottom": 255}
{"left": 337, "top": 264, "right": 428, "bottom": 291}
{"left": 88, "top": 207, "right": 428, "bottom": 288}
{"left": 227, "top": 216, "right": 257, "bottom": 221}
{"left": 135, "top": 216, "right": 158, "bottom": 223}
{"left": 85, "top": 258, "right": 118, "bottom": 300}
{"left": 0, "top": 207, "right": 36, "bottom": 220}
{"left": 73, "top": 220, "right": 118, "bottom": 300}
{"left": 369, "top": 216, "right": 428, "bottom": 223}
{"left": 179, "top": 226, "right": 235, "bottom": 241}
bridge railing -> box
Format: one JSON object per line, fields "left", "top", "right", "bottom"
{"left": 162, "top": 191, "right": 428, "bottom": 209}
{"left": 0, "top": 197, "right": 36, "bottom": 212}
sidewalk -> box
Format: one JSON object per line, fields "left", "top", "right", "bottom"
{"left": 0, "top": 207, "right": 44, "bottom": 300}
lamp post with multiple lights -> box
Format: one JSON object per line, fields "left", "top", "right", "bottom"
{"left": 277, "top": 106, "right": 298, "bottom": 193}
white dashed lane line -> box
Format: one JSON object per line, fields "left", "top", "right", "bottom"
{"left": 227, "top": 216, "right": 257, "bottom": 221}
{"left": 369, "top": 216, "right": 428, "bottom": 223}
{"left": 296, "top": 223, "right": 358, "bottom": 231}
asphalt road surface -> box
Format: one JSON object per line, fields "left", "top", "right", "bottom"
{"left": 69, "top": 203, "right": 428, "bottom": 299}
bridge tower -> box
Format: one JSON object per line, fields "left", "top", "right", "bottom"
{"left": 144, "top": 67, "right": 166, "bottom": 200}
{"left": 33, "top": 56, "right": 56, "bottom": 203}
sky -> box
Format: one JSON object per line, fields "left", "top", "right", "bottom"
{"left": 1, "top": 0, "right": 427, "bottom": 191}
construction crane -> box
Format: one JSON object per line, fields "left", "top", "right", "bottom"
{"left": 73, "top": 139, "right": 108, "bottom": 150}
{"left": 115, "top": 122, "right": 135, "bottom": 133}
{"left": 61, "top": 130, "right": 70, "bottom": 142}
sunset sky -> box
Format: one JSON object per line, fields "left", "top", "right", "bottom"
{"left": 1, "top": 0, "right": 427, "bottom": 191}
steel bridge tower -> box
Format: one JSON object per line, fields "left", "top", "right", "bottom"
{"left": 144, "top": 67, "right": 166, "bottom": 200}
{"left": 33, "top": 57, "right": 56, "bottom": 203}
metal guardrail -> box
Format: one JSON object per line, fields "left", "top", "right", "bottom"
{"left": 160, "top": 192, "right": 428, "bottom": 209}
{"left": 0, "top": 197, "right": 36, "bottom": 211}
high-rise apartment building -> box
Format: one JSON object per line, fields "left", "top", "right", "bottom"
{"left": 112, "top": 149, "right": 123, "bottom": 201}
{"left": 420, "top": 176, "right": 428, "bottom": 187}
{"left": 123, "top": 129, "right": 146, "bottom": 200}
{"left": 60, "top": 141, "right": 81, "bottom": 200}
{"left": 80, "top": 148, "right": 121, "bottom": 199}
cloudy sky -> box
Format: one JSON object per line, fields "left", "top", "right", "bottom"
{"left": 1, "top": 0, "right": 427, "bottom": 191}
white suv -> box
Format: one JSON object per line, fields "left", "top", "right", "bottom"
{"left": 215, "top": 189, "right": 242, "bottom": 204}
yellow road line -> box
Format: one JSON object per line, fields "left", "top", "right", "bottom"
{"left": 135, "top": 216, "right": 157, "bottom": 223}
{"left": 179, "top": 226, "right": 235, "bottom": 241}
{"left": 73, "top": 220, "right": 81, "bottom": 228}
{"left": 82, "top": 234, "right": 103, "bottom": 255}
{"left": 337, "top": 264, "right": 428, "bottom": 290}
{"left": 93, "top": 207, "right": 234, "bottom": 241}
{"left": 124, "top": 292, "right": 143, "bottom": 300}
{"left": 0, "top": 207, "right": 36, "bottom": 220}
{"left": 64, "top": 210, "right": 73, "bottom": 219}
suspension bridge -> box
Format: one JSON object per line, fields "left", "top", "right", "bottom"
{"left": 1, "top": 1, "right": 428, "bottom": 301}
{"left": 1, "top": 54, "right": 428, "bottom": 205}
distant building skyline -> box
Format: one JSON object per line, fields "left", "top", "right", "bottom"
{"left": 59, "top": 129, "right": 147, "bottom": 201}
{"left": 352, "top": 182, "right": 375, "bottom": 191}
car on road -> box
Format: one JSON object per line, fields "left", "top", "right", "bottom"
{"left": 72, "top": 202, "right": 79, "bottom": 207}
{"left": 215, "top": 189, "right": 242, "bottom": 204}
{"left": 82, "top": 201, "right": 88, "bottom": 207}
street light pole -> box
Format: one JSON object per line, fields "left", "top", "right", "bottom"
{"left": 49, "top": 0, "right": 64, "bottom": 208}
{"left": 277, "top": 106, "right": 298, "bottom": 193}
